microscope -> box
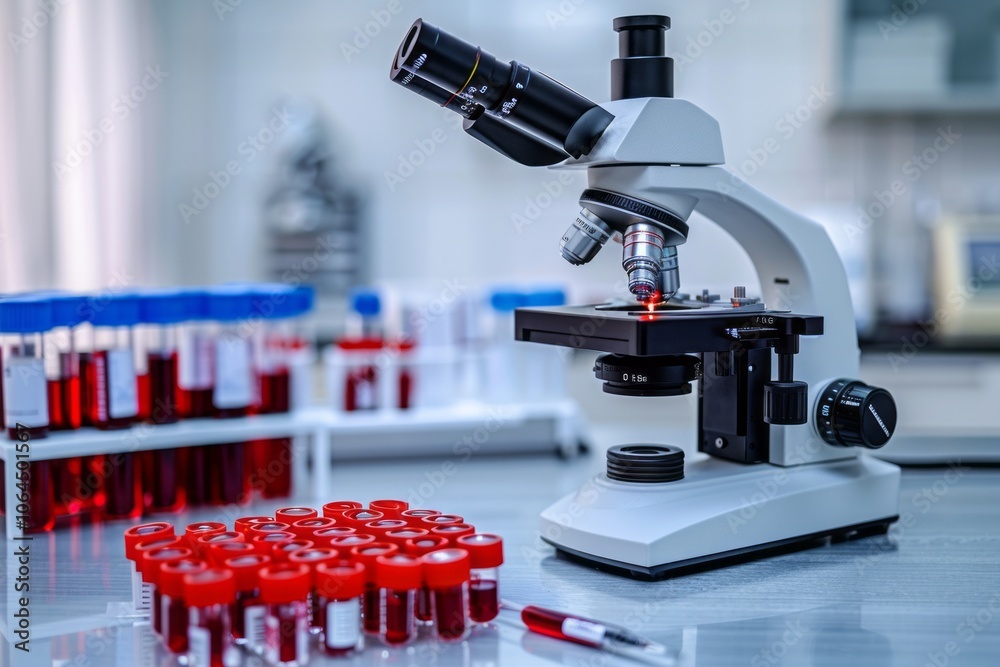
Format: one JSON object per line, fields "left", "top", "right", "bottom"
{"left": 390, "top": 15, "right": 901, "bottom": 578}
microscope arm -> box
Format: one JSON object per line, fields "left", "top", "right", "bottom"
{"left": 588, "top": 165, "right": 860, "bottom": 466}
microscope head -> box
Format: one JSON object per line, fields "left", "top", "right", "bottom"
{"left": 390, "top": 15, "right": 725, "bottom": 304}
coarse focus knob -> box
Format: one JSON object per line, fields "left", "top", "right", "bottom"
{"left": 816, "top": 379, "right": 897, "bottom": 449}
{"left": 763, "top": 381, "right": 808, "bottom": 425}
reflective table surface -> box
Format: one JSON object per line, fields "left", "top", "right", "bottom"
{"left": 3, "top": 424, "right": 999, "bottom": 666}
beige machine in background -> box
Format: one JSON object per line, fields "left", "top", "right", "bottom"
{"left": 933, "top": 217, "right": 1000, "bottom": 340}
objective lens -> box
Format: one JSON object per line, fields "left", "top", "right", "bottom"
{"left": 622, "top": 224, "right": 664, "bottom": 301}
{"left": 393, "top": 19, "right": 613, "bottom": 158}
{"left": 658, "top": 246, "right": 680, "bottom": 300}
{"left": 560, "top": 209, "right": 612, "bottom": 266}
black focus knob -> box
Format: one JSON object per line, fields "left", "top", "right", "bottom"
{"left": 764, "top": 381, "right": 808, "bottom": 425}
{"left": 816, "top": 379, "right": 897, "bottom": 449}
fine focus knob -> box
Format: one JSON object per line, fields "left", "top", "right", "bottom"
{"left": 816, "top": 379, "right": 897, "bottom": 449}
{"left": 764, "top": 381, "right": 808, "bottom": 425}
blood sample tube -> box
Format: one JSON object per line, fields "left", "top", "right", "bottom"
{"left": 322, "top": 500, "right": 362, "bottom": 518}
{"left": 432, "top": 523, "right": 476, "bottom": 545}
{"left": 136, "top": 290, "right": 189, "bottom": 514}
{"left": 339, "top": 289, "right": 384, "bottom": 412}
{"left": 421, "top": 548, "right": 472, "bottom": 642}
{"left": 375, "top": 554, "right": 422, "bottom": 646}
{"left": 260, "top": 563, "right": 311, "bottom": 666}
{"left": 88, "top": 293, "right": 142, "bottom": 520}
{"left": 185, "top": 521, "right": 227, "bottom": 553}
{"left": 339, "top": 508, "right": 384, "bottom": 529}
{"left": 288, "top": 547, "right": 341, "bottom": 632}
{"left": 123, "top": 522, "right": 174, "bottom": 612}
{"left": 234, "top": 515, "right": 274, "bottom": 535}
{"left": 364, "top": 519, "right": 409, "bottom": 540}
{"left": 457, "top": 534, "right": 503, "bottom": 623}
{"left": 248, "top": 521, "right": 292, "bottom": 536}
{"left": 313, "top": 527, "right": 357, "bottom": 544}
{"left": 329, "top": 534, "right": 376, "bottom": 552}
{"left": 184, "top": 568, "right": 237, "bottom": 667}
{"left": 316, "top": 561, "right": 365, "bottom": 656}
{"left": 224, "top": 553, "right": 271, "bottom": 650}
{"left": 383, "top": 527, "right": 429, "bottom": 550}
{"left": 195, "top": 531, "right": 244, "bottom": 559}
{"left": 176, "top": 289, "right": 213, "bottom": 506}
{"left": 250, "top": 531, "right": 296, "bottom": 555}
{"left": 403, "top": 536, "right": 449, "bottom": 624}
{"left": 205, "top": 286, "right": 257, "bottom": 506}
{"left": 0, "top": 298, "right": 55, "bottom": 531}
{"left": 400, "top": 508, "right": 442, "bottom": 525}
{"left": 270, "top": 539, "right": 315, "bottom": 563}
{"left": 369, "top": 499, "right": 408, "bottom": 518}
{"left": 250, "top": 284, "right": 313, "bottom": 499}
{"left": 206, "top": 540, "right": 254, "bottom": 566}
{"left": 138, "top": 543, "right": 191, "bottom": 637}
{"left": 420, "top": 513, "right": 464, "bottom": 528}
{"left": 159, "top": 558, "right": 209, "bottom": 653}
{"left": 289, "top": 517, "right": 336, "bottom": 540}
{"left": 349, "top": 542, "right": 399, "bottom": 635}
{"left": 274, "top": 506, "right": 317, "bottom": 524}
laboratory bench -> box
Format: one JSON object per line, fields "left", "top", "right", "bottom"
{"left": 2, "top": 423, "right": 1000, "bottom": 666}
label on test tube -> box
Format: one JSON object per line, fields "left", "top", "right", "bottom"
{"left": 188, "top": 625, "right": 210, "bottom": 667}
{"left": 213, "top": 338, "right": 252, "bottom": 408}
{"left": 2, "top": 357, "right": 48, "bottom": 428}
{"left": 325, "top": 599, "right": 361, "bottom": 649}
{"left": 107, "top": 348, "right": 139, "bottom": 419}
{"left": 245, "top": 606, "right": 266, "bottom": 650}
{"left": 179, "top": 333, "right": 214, "bottom": 390}
{"left": 562, "top": 618, "right": 607, "bottom": 646}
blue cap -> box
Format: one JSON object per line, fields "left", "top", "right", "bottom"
{"left": 248, "top": 283, "right": 315, "bottom": 319}
{"left": 87, "top": 293, "right": 141, "bottom": 327}
{"left": 138, "top": 289, "right": 191, "bottom": 324}
{"left": 350, "top": 289, "right": 381, "bottom": 317}
{"left": 523, "top": 287, "right": 567, "bottom": 307}
{"left": 0, "top": 297, "right": 53, "bottom": 333}
{"left": 25, "top": 291, "right": 88, "bottom": 328}
{"left": 204, "top": 286, "right": 256, "bottom": 322}
{"left": 179, "top": 288, "right": 210, "bottom": 321}
{"left": 488, "top": 288, "right": 525, "bottom": 313}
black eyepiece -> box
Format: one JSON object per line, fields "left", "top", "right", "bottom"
{"left": 611, "top": 14, "right": 674, "bottom": 100}
{"left": 392, "top": 18, "right": 613, "bottom": 159}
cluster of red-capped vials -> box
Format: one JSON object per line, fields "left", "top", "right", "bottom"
{"left": 122, "top": 500, "right": 504, "bottom": 666}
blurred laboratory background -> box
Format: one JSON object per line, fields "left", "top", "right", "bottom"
{"left": 2, "top": 0, "right": 999, "bottom": 451}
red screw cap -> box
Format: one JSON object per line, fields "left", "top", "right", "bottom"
{"left": 383, "top": 527, "right": 429, "bottom": 548}
{"left": 316, "top": 561, "right": 366, "bottom": 601}
{"left": 207, "top": 541, "right": 255, "bottom": 566}
{"left": 270, "top": 539, "right": 315, "bottom": 563}
{"left": 375, "top": 554, "right": 423, "bottom": 591}
{"left": 290, "top": 517, "right": 338, "bottom": 540}
{"left": 224, "top": 554, "right": 272, "bottom": 592}
{"left": 289, "top": 548, "right": 341, "bottom": 587}
{"left": 340, "top": 508, "right": 384, "bottom": 529}
{"left": 258, "top": 563, "right": 311, "bottom": 604}
{"left": 430, "top": 523, "right": 475, "bottom": 545}
{"left": 250, "top": 531, "right": 296, "bottom": 555}
{"left": 322, "top": 500, "right": 363, "bottom": 518}
{"left": 369, "top": 499, "right": 409, "bottom": 518}
{"left": 160, "top": 558, "right": 209, "bottom": 599}
{"left": 234, "top": 516, "right": 274, "bottom": 535}
{"left": 420, "top": 548, "right": 471, "bottom": 589}
{"left": 401, "top": 509, "right": 442, "bottom": 526}
{"left": 403, "top": 536, "right": 449, "bottom": 557}
{"left": 274, "top": 506, "right": 318, "bottom": 524}
{"left": 124, "top": 522, "right": 174, "bottom": 562}
{"left": 184, "top": 522, "right": 227, "bottom": 548}
{"left": 184, "top": 568, "right": 237, "bottom": 607}
{"left": 420, "top": 514, "right": 463, "bottom": 527}
{"left": 350, "top": 543, "right": 400, "bottom": 582}
{"left": 456, "top": 534, "right": 504, "bottom": 568}
{"left": 140, "top": 546, "right": 191, "bottom": 585}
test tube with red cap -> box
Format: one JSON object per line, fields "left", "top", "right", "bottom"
{"left": 251, "top": 531, "right": 296, "bottom": 555}
{"left": 0, "top": 297, "right": 55, "bottom": 531}
{"left": 274, "top": 506, "right": 317, "bottom": 524}
{"left": 313, "top": 527, "right": 357, "bottom": 544}
{"left": 288, "top": 547, "right": 341, "bottom": 632}
{"left": 338, "top": 289, "right": 385, "bottom": 411}
{"left": 457, "top": 534, "right": 504, "bottom": 623}
{"left": 329, "top": 534, "right": 376, "bottom": 552}
{"left": 195, "top": 531, "right": 244, "bottom": 559}
{"left": 350, "top": 542, "right": 400, "bottom": 635}
{"left": 160, "top": 558, "right": 209, "bottom": 653}
{"left": 123, "top": 522, "right": 174, "bottom": 612}
{"left": 420, "top": 513, "right": 464, "bottom": 528}
{"left": 138, "top": 543, "right": 191, "bottom": 637}
{"left": 340, "top": 508, "right": 384, "bottom": 529}
{"left": 404, "top": 535, "right": 449, "bottom": 624}
{"left": 375, "top": 554, "right": 422, "bottom": 646}
{"left": 316, "top": 561, "right": 365, "bottom": 656}
{"left": 206, "top": 540, "right": 254, "bottom": 566}
{"left": 205, "top": 286, "right": 257, "bottom": 505}
{"left": 250, "top": 284, "right": 313, "bottom": 499}
{"left": 431, "top": 523, "right": 476, "bottom": 545}
{"left": 234, "top": 515, "right": 274, "bottom": 536}
{"left": 290, "top": 517, "right": 337, "bottom": 540}
{"left": 224, "top": 553, "right": 271, "bottom": 649}
{"left": 364, "top": 519, "right": 409, "bottom": 540}
{"left": 269, "top": 539, "right": 315, "bottom": 563}
{"left": 184, "top": 568, "right": 237, "bottom": 667}
{"left": 260, "top": 563, "right": 311, "bottom": 666}
{"left": 383, "top": 527, "right": 429, "bottom": 550}
{"left": 400, "top": 508, "right": 441, "bottom": 525}
{"left": 185, "top": 521, "right": 227, "bottom": 554}
{"left": 175, "top": 289, "right": 213, "bottom": 505}
{"left": 136, "top": 290, "right": 190, "bottom": 514}
{"left": 369, "top": 498, "right": 408, "bottom": 518}
{"left": 322, "top": 500, "right": 362, "bottom": 518}
{"left": 422, "top": 548, "right": 472, "bottom": 642}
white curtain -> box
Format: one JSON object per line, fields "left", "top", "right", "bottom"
{"left": 0, "top": 0, "right": 158, "bottom": 293}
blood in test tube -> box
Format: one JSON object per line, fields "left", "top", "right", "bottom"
{"left": 224, "top": 554, "right": 271, "bottom": 649}
{"left": 288, "top": 548, "right": 341, "bottom": 632}
{"left": 375, "top": 554, "right": 422, "bottom": 646}
{"left": 421, "top": 548, "right": 472, "bottom": 642}
{"left": 350, "top": 543, "right": 400, "bottom": 635}
{"left": 322, "top": 500, "right": 362, "bottom": 519}
{"left": 138, "top": 543, "right": 190, "bottom": 637}
{"left": 48, "top": 353, "right": 82, "bottom": 430}
{"left": 256, "top": 366, "right": 292, "bottom": 498}
{"left": 123, "top": 522, "right": 174, "bottom": 612}
{"left": 457, "top": 534, "right": 504, "bottom": 623}
{"left": 184, "top": 568, "right": 237, "bottom": 667}
{"left": 316, "top": 561, "right": 365, "bottom": 656}
{"left": 259, "top": 563, "right": 311, "bottom": 666}
{"left": 159, "top": 558, "right": 208, "bottom": 653}
{"left": 404, "top": 537, "right": 449, "bottom": 624}
{"left": 369, "top": 499, "right": 409, "bottom": 518}
{"left": 146, "top": 353, "right": 181, "bottom": 511}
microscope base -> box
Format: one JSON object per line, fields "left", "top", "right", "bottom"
{"left": 539, "top": 455, "right": 900, "bottom": 579}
